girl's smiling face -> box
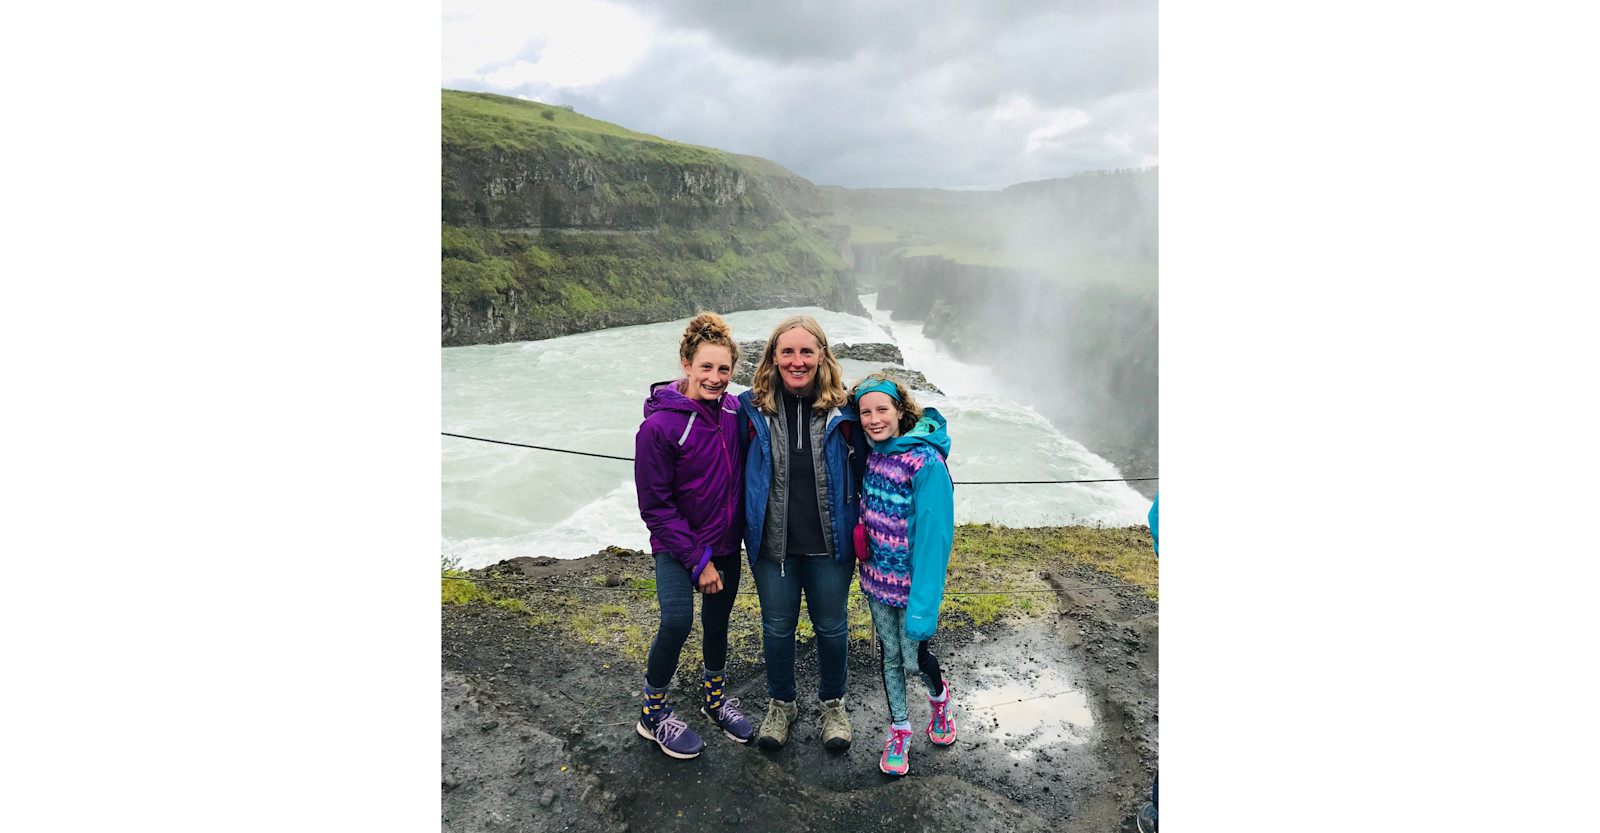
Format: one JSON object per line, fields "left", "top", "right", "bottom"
{"left": 858, "top": 390, "right": 901, "bottom": 442}
{"left": 681, "top": 344, "right": 733, "bottom": 401}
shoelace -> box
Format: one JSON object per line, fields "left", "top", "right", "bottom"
{"left": 885, "top": 728, "right": 912, "bottom": 755}
{"left": 822, "top": 703, "right": 848, "bottom": 730}
{"left": 656, "top": 712, "right": 690, "bottom": 742}
{"left": 714, "top": 697, "right": 744, "bottom": 723}
{"left": 930, "top": 701, "right": 950, "bottom": 732}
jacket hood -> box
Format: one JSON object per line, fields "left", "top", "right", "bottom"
{"left": 643, "top": 379, "right": 734, "bottom": 418}
{"left": 872, "top": 406, "right": 951, "bottom": 458}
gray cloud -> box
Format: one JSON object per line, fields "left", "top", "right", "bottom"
{"left": 455, "top": 0, "right": 1156, "bottom": 190}
{"left": 473, "top": 37, "right": 548, "bottom": 77}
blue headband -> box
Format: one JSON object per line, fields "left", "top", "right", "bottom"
{"left": 855, "top": 378, "right": 901, "bottom": 403}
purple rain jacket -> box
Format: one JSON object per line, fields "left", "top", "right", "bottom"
{"left": 634, "top": 379, "right": 745, "bottom": 580}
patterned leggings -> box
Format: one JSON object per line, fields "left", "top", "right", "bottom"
{"left": 867, "top": 596, "right": 944, "bottom": 724}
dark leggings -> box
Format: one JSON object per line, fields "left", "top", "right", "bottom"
{"left": 917, "top": 641, "right": 945, "bottom": 692}
{"left": 644, "top": 552, "right": 742, "bottom": 690}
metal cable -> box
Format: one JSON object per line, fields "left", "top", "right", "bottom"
{"left": 442, "top": 431, "right": 1155, "bottom": 484}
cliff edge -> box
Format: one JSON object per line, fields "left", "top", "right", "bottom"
{"left": 441, "top": 90, "right": 864, "bottom": 346}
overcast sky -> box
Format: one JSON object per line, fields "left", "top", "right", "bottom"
{"left": 443, "top": 0, "right": 1156, "bottom": 190}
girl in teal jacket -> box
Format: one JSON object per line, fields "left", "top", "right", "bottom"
{"left": 852, "top": 373, "right": 956, "bottom": 776}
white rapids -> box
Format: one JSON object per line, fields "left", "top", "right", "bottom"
{"left": 442, "top": 298, "right": 1151, "bottom": 568}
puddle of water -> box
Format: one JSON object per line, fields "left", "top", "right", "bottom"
{"left": 965, "top": 662, "right": 1094, "bottom": 757}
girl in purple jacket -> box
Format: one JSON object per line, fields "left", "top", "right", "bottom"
{"left": 632, "top": 312, "right": 752, "bottom": 759}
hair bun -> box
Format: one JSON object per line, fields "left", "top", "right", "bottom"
{"left": 679, "top": 311, "right": 738, "bottom": 365}
{"left": 685, "top": 311, "right": 730, "bottom": 340}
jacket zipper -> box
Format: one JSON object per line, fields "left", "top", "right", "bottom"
{"left": 720, "top": 409, "right": 733, "bottom": 553}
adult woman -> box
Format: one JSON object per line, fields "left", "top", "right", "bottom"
{"left": 736, "top": 315, "right": 870, "bottom": 751}
{"left": 633, "top": 312, "right": 753, "bottom": 759}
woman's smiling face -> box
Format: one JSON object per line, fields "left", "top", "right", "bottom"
{"left": 773, "top": 326, "right": 821, "bottom": 396}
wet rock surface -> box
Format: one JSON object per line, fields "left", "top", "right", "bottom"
{"left": 874, "top": 367, "right": 943, "bottom": 395}
{"left": 442, "top": 553, "right": 1156, "bottom": 832}
{"left": 833, "top": 343, "right": 905, "bottom": 364}
{"left": 732, "top": 341, "right": 764, "bottom": 386}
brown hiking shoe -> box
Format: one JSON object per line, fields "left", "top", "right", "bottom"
{"left": 819, "top": 698, "right": 852, "bottom": 751}
{"left": 756, "top": 698, "right": 798, "bottom": 750}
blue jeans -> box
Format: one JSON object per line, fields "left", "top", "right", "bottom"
{"left": 750, "top": 554, "right": 854, "bottom": 702}
{"left": 644, "top": 553, "right": 742, "bottom": 690}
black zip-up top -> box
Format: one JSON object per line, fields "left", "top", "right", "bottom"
{"left": 781, "top": 388, "right": 828, "bottom": 555}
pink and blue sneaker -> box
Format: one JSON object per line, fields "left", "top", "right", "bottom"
{"left": 926, "top": 682, "right": 956, "bottom": 746}
{"left": 879, "top": 727, "right": 913, "bottom": 776}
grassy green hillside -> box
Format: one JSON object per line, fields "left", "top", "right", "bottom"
{"left": 441, "top": 90, "right": 852, "bottom": 344}
{"left": 441, "top": 220, "right": 842, "bottom": 311}
{"left": 443, "top": 90, "right": 808, "bottom": 183}
{"left": 443, "top": 90, "right": 691, "bottom": 152}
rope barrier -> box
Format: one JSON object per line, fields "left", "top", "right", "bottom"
{"left": 442, "top": 431, "right": 1156, "bottom": 484}
{"left": 954, "top": 478, "right": 1158, "bottom": 484}
{"left": 441, "top": 434, "right": 1157, "bottom": 598}
{"left": 441, "top": 432, "right": 634, "bottom": 462}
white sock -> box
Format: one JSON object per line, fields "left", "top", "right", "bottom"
{"left": 929, "top": 685, "right": 949, "bottom": 703}
{"left": 891, "top": 720, "right": 911, "bottom": 733}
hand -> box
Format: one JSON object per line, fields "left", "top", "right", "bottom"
{"left": 696, "top": 565, "right": 723, "bottom": 595}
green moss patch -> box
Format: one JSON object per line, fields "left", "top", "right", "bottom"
{"left": 442, "top": 526, "right": 1156, "bottom": 668}
{"left": 441, "top": 221, "right": 847, "bottom": 313}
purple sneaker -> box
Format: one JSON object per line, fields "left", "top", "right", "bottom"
{"left": 636, "top": 708, "right": 705, "bottom": 759}
{"left": 702, "top": 697, "right": 754, "bottom": 743}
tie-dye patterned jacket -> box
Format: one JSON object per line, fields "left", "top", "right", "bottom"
{"left": 857, "top": 407, "right": 954, "bottom": 641}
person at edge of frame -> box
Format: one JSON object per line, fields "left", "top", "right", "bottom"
{"left": 1137, "top": 492, "right": 1159, "bottom": 832}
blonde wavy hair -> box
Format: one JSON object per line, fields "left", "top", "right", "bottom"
{"left": 679, "top": 311, "right": 739, "bottom": 367}
{"left": 850, "top": 372, "right": 925, "bottom": 436}
{"left": 749, "top": 315, "right": 848, "bottom": 414}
